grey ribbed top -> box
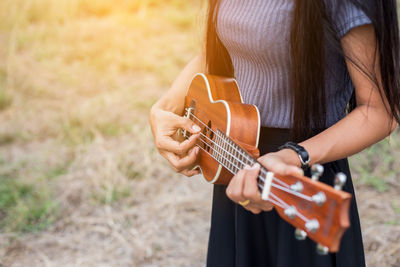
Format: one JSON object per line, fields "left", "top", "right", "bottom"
{"left": 217, "top": 0, "right": 371, "bottom": 128}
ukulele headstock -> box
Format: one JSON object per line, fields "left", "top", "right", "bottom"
{"left": 261, "top": 164, "right": 351, "bottom": 253}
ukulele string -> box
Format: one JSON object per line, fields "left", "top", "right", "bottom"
{"left": 187, "top": 113, "right": 313, "bottom": 202}
{"left": 187, "top": 113, "right": 290, "bottom": 189}
{"left": 259, "top": 195, "right": 286, "bottom": 211}
{"left": 269, "top": 192, "right": 288, "bottom": 208}
{"left": 266, "top": 190, "right": 310, "bottom": 223}
{"left": 188, "top": 113, "right": 260, "bottom": 164}
{"left": 184, "top": 129, "right": 313, "bottom": 202}
{"left": 187, "top": 133, "right": 310, "bottom": 223}
{"left": 189, "top": 113, "right": 302, "bottom": 193}
{"left": 188, "top": 113, "right": 264, "bottom": 168}
{"left": 191, "top": 131, "right": 296, "bottom": 196}
{"left": 183, "top": 115, "right": 314, "bottom": 202}
{"left": 187, "top": 135, "right": 290, "bottom": 212}
{"left": 184, "top": 131, "right": 313, "bottom": 203}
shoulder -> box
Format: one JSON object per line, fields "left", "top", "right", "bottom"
{"left": 325, "top": 0, "right": 372, "bottom": 38}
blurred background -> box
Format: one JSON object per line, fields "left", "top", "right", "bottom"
{"left": 0, "top": 0, "right": 398, "bottom": 266}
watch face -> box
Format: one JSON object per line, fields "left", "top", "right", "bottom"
{"left": 300, "top": 150, "right": 310, "bottom": 162}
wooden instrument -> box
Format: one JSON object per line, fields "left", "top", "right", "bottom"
{"left": 181, "top": 73, "right": 352, "bottom": 254}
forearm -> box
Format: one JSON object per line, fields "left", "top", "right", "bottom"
{"left": 151, "top": 53, "right": 206, "bottom": 115}
{"left": 279, "top": 106, "right": 397, "bottom": 167}
{"left": 302, "top": 105, "right": 396, "bottom": 165}
{"left": 278, "top": 25, "right": 398, "bottom": 168}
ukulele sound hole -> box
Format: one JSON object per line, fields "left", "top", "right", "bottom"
{"left": 203, "top": 120, "right": 214, "bottom": 152}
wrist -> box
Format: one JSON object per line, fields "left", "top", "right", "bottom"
{"left": 151, "top": 102, "right": 168, "bottom": 115}
{"left": 150, "top": 105, "right": 162, "bottom": 122}
{"left": 153, "top": 96, "right": 185, "bottom": 115}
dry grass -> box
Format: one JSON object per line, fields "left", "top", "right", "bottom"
{"left": 0, "top": 1, "right": 399, "bottom": 266}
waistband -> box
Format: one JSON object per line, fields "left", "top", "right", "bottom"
{"left": 259, "top": 127, "right": 291, "bottom": 147}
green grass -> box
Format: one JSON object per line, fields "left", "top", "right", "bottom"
{"left": 61, "top": 116, "right": 95, "bottom": 145}
{"left": 385, "top": 219, "right": 399, "bottom": 226}
{"left": 0, "top": 0, "right": 200, "bottom": 235}
{"left": 0, "top": 133, "right": 15, "bottom": 145}
{"left": 61, "top": 114, "right": 133, "bottom": 145}
{"left": 43, "top": 164, "right": 69, "bottom": 180}
{"left": 0, "top": 89, "right": 12, "bottom": 111}
{"left": 350, "top": 129, "right": 400, "bottom": 192}
{"left": 0, "top": 176, "right": 58, "bottom": 232}
{"left": 0, "top": 148, "right": 69, "bottom": 233}
{"left": 0, "top": 1, "right": 398, "bottom": 266}
{"left": 90, "top": 185, "right": 131, "bottom": 205}
{"left": 391, "top": 200, "right": 400, "bottom": 215}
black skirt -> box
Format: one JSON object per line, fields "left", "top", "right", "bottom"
{"left": 206, "top": 127, "right": 365, "bottom": 267}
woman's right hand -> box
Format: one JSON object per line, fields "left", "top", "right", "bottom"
{"left": 150, "top": 108, "right": 201, "bottom": 176}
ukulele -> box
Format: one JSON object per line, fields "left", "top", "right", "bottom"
{"left": 180, "top": 73, "right": 351, "bottom": 254}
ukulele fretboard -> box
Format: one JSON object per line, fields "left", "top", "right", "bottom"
{"left": 212, "top": 130, "right": 257, "bottom": 174}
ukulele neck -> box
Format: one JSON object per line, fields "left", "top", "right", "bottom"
{"left": 198, "top": 128, "right": 268, "bottom": 192}
{"left": 212, "top": 130, "right": 256, "bottom": 172}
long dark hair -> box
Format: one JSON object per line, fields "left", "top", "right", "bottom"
{"left": 205, "top": 0, "right": 400, "bottom": 141}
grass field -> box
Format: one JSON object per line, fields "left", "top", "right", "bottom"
{"left": 0, "top": 1, "right": 399, "bottom": 266}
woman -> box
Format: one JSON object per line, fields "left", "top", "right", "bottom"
{"left": 150, "top": 0, "right": 400, "bottom": 266}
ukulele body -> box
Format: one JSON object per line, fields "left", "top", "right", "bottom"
{"left": 184, "top": 73, "right": 261, "bottom": 184}
{"left": 183, "top": 74, "right": 352, "bottom": 253}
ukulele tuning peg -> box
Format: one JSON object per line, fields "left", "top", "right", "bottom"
{"left": 305, "top": 219, "right": 320, "bottom": 233}
{"left": 316, "top": 243, "right": 329, "bottom": 255}
{"left": 294, "top": 228, "right": 307, "bottom": 240}
{"left": 284, "top": 206, "right": 297, "bottom": 219}
{"left": 311, "top": 192, "right": 326, "bottom": 206}
{"left": 334, "top": 172, "right": 347, "bottom": 190}
{"left": 311, "top": 164, "right": 324, "bottom": 181}
{"left": 290, "top": 181, "right": 303, "bottom": 193}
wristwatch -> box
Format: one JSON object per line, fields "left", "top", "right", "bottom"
{"left": 278, "top": 142, "right": 310, "bottom": 171}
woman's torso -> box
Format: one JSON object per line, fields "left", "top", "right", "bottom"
{"left": 217, "top": 0, "right": 371, "bottom": 128}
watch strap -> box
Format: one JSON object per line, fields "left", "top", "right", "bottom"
{"left": 278, "top": 142, "right": 310, "bottom": 171}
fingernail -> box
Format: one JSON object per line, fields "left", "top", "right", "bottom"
{"left": 251, "top": 163, "right": 260, "bottom": 169}
{"left": 195, "top": 146, "right": 199, "bottom": 154}
{"left": 244, "top": 165, "right": 251, "bottom": 170}
{"left": 192, "top": 125, "right": 201, "bottom": 132}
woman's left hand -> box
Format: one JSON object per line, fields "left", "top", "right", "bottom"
{"left": 226, "top": 151, "right": 304, "bottom": 214}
